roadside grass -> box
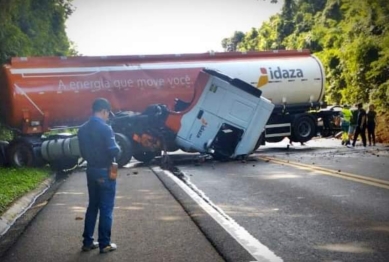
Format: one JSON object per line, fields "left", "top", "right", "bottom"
{"left": 0, "top": 167, "right": 52, "bottom": 216}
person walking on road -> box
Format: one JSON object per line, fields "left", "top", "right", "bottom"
{"left": 348, "top": 105, "right": 358, "bottom": 144}
{"left": 340, "top": 104, "right": 352, "bottom": 145}
{"left": 350, "top": 102, "right": 367, "bottom": 147}
{"left": 78, "top": 98, "right": 121, "bottom": 254}
{"left": 367, "top": 104, "right": 377, "bottom": 146}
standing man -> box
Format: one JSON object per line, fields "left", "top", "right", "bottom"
{"left": 367, "top": 104, "right": 377, "bottom": 146}
{"left": 351, "top": 102, "right": 367, "bottom": 147}
{"left": 78, "top": 98, "right": 121, "bottom": 254}
{"left": 348, "top": 104, "right": 358, "bottom": 144}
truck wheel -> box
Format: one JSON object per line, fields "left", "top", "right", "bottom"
{"left": 133, "top": 151, "right": 156, "bottom": 164}
{"left": 292, "top": 115, "right": 316, "bottom": 143}
{"left": 115, "top": 133, "right": 133, "bottom": 167}
{"left": 7, "top": 142, "right": 35, "bottom": 167}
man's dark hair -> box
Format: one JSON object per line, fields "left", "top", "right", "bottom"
{"left": 357, "top": 102, "right": 363, "bottom": 109}
{"left": 92, "top": 98, "right": 111, "bottom": 113}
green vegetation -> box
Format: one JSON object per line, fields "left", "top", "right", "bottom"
{"left": 0, "top": 167, "right": 51, "bottom": 215}
{"left": 0, "top": 123, "right": 13, "bottom": 141}
{"left": 222, "top": 0, "right": 389, "bottom": 112}
{"left": 0, "top": 0, "right": 77, "bottom": 140}
{"left": 0, "top": 0, "right": 77, "bottom": 65}
{"left": 0, "top": 0, "right": 75, "bottom": 215}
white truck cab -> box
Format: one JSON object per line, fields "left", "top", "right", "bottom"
{"left": 174, "top": 69, "right": 274, "bottom": 159}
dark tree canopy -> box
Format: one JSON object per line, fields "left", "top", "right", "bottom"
{"left": 0, "top": 0, "right": 77, "bottom": 139}
{"left": 0, "top": 0, "right": 76, "bottom": 64}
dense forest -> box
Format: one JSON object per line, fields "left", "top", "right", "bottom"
{"left": 222, "top": 0, "right": 389, "bottom": 113}
{"left": 0, "top": 0, "right": 76, "bottom": 64}
{"left": 0, "top": 0, "right": 76, "bottom": 139}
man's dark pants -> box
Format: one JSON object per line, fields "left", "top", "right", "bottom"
{"left": 83, "top": 167, "right": 116, "bottom": 249}
{"left": 352, "top": 126, "right": 367, "bottom": 147}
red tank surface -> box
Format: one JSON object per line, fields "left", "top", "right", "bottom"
{"left": 0, "top": 56, "right": 203, "bottom": 134}
{"left": 0, "top": 50, "right": 323, "bottom": 135}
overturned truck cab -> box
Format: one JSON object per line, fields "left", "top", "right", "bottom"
{"left": 164, "top": 69, "right": 274, "bottom": 160}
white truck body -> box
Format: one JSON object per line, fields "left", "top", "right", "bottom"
{"left": 175, "top": 69, "right": 274, "bottom": 157}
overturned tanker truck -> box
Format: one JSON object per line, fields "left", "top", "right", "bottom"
{"left": 0, "top": 50, "right": 338, "bottom": 169}
{"left": 0, "top": 63, "right": 274, "bottom": 169}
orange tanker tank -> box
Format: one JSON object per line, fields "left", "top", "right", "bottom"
{"left": 0, "top": 49, "right": 324, "bottom": 135}
{"left": 0, "top": 56, "right": 203, "bottom": 134}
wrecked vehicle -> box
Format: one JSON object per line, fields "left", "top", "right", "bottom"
{"left": 0, "top": 65, "right": 273, "bottom": 169}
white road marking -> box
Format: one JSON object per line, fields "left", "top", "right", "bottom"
{"left": 155, "top": 167, "right": 283, "bottom": 262}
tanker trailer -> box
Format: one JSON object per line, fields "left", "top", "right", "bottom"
{"left": 0, "top": 50, "right": 337, "bottom": 168}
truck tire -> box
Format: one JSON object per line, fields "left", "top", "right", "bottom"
{"left": 133, "top": 151, "right": 156, "bottom": 164}
{"left": 115, "top": 133, "right": 133, "bottom": 167}
{"left": 292, "top": 115, "right": 316, "bottom": 143}
{"left": 7, "top": 142, "right": 35, "bottom": 167}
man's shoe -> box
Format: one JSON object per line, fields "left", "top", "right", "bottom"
{"left": 100, "top": 243, "right": 117, "bottom": 254}
{"left": 82, "top": 241, "right": 99, "bottom": 252}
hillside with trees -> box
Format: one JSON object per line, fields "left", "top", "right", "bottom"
{"left": 0, "top": 0, "right": 76, "bottom": 138}
{"left": 0, "top": 0, "right": 76, "bottom": 65}
{"left": 223, "top": 0, "right": 389, "bottom": 143}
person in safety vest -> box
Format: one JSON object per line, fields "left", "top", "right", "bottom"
{"left": 340, "top": 104, "right": 352, "bottom": 145}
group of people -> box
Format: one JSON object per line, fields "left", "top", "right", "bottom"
{"left": 339, "top": 102, "right": 377, "bottom": 147}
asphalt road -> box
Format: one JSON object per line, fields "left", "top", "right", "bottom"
{"left": 172, "top": 139, "right": 389, "bottom": 262}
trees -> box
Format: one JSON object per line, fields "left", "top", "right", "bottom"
{"left": 0, "top": 0, "right": 76, "bottom": 141}
{"left": 222, "top": 0, "right": 389, "bottom": 111}
{"left": 221, "top": 31, "right": 245, "bottom": 51}
{"left": 0, "top": 0, "right": 75, "bottom": 64}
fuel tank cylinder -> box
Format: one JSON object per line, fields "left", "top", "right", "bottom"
{"left": 40, "top": 136, "right": 80, "bottom": 162}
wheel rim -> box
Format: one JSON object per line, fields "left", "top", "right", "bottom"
{"left": 298, "top": 121, "right": 312, "bottom": 138}
{"left": 13, "top": 147, "right": 32, "bottom": 166}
